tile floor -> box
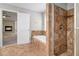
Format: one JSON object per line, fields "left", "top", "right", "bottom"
{"left": 0, "top": 39, "right": 48, "bottom": 56}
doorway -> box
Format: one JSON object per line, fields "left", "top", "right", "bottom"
{"left": 2, "top": 10, "right": 17, "bottom": 46}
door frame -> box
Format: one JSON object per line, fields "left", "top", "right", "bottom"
{"left": 0, "top": 8, "right": 17, "bottom": 47}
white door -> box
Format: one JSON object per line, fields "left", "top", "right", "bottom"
{"left": 17, "top": 12, "right": 31, "bottom": 44}
{"left": 0, "top": 10, "right": 3, "bottom": 47}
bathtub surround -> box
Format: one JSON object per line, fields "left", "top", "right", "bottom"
{"left": 46, "top": 3, "right": 74, "bottom": 56}
{"left": 32, "top": 31, "right": 46, "bottom": 36}
{"left": 31, "top": 31, "right": 46, "bottom": 43}
{"left": 33, "top": 35, "right": 46, "bottom": 43}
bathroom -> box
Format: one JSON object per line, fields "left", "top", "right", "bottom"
{"left": 0, "top": 3, "right": 47, "bottom": 55}
{"left": 0, "top": 3, "right": 74, "bottom": 56}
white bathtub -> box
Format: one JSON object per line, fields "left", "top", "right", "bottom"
{"left": 33, "top": 35, "right": 46, "bottom": 43}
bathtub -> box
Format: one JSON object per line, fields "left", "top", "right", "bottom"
{"left": 33, "top": 35, "right": 46, "bottom": 43}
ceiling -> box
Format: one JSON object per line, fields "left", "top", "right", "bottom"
{"left": 55, "top": 3, "right": 74, "bottom": 10}
{"left": 7, "top": 3, "right": 46, "bottom": 12}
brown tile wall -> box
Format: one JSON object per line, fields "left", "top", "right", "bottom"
{"left": 54, "top": 5, "right": 67, "bottom": 56}
{"left": 46, "top": 4, "right": 55, "bottom": 55}
{"left": 67, "top": 9, "right": 74, "bottom": 56}
{"left": 32, "top": 31, "right": 46, "bottom": 36}
{"left": 47, "top": 4, "right": 74, "bottom": 56}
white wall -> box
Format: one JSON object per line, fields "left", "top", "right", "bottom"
{"left": 30, "top": 12, "right": 43, "bottom": 30}
{"left": 0, "top": 4, "right": 44, "bottom": 31}
{"left": 17, "top": 13, "right": 31, "bottom": 44}
{"left": 76, "top": 29, "right": 79, "bottom": 55}
{"left": 42, "top": 12, "right": 46, "bottom": 31}
{"left": 76, "top": 4, "right": 79, "bottom": 27}
{"left": 76, "top": 3, "right": 79, "bottom": 56}
{"left": 0, "top": 10, "right": 2, "bottom": 47}
{"left": 7, "top": 3, "right": 46, "bottom": 13}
